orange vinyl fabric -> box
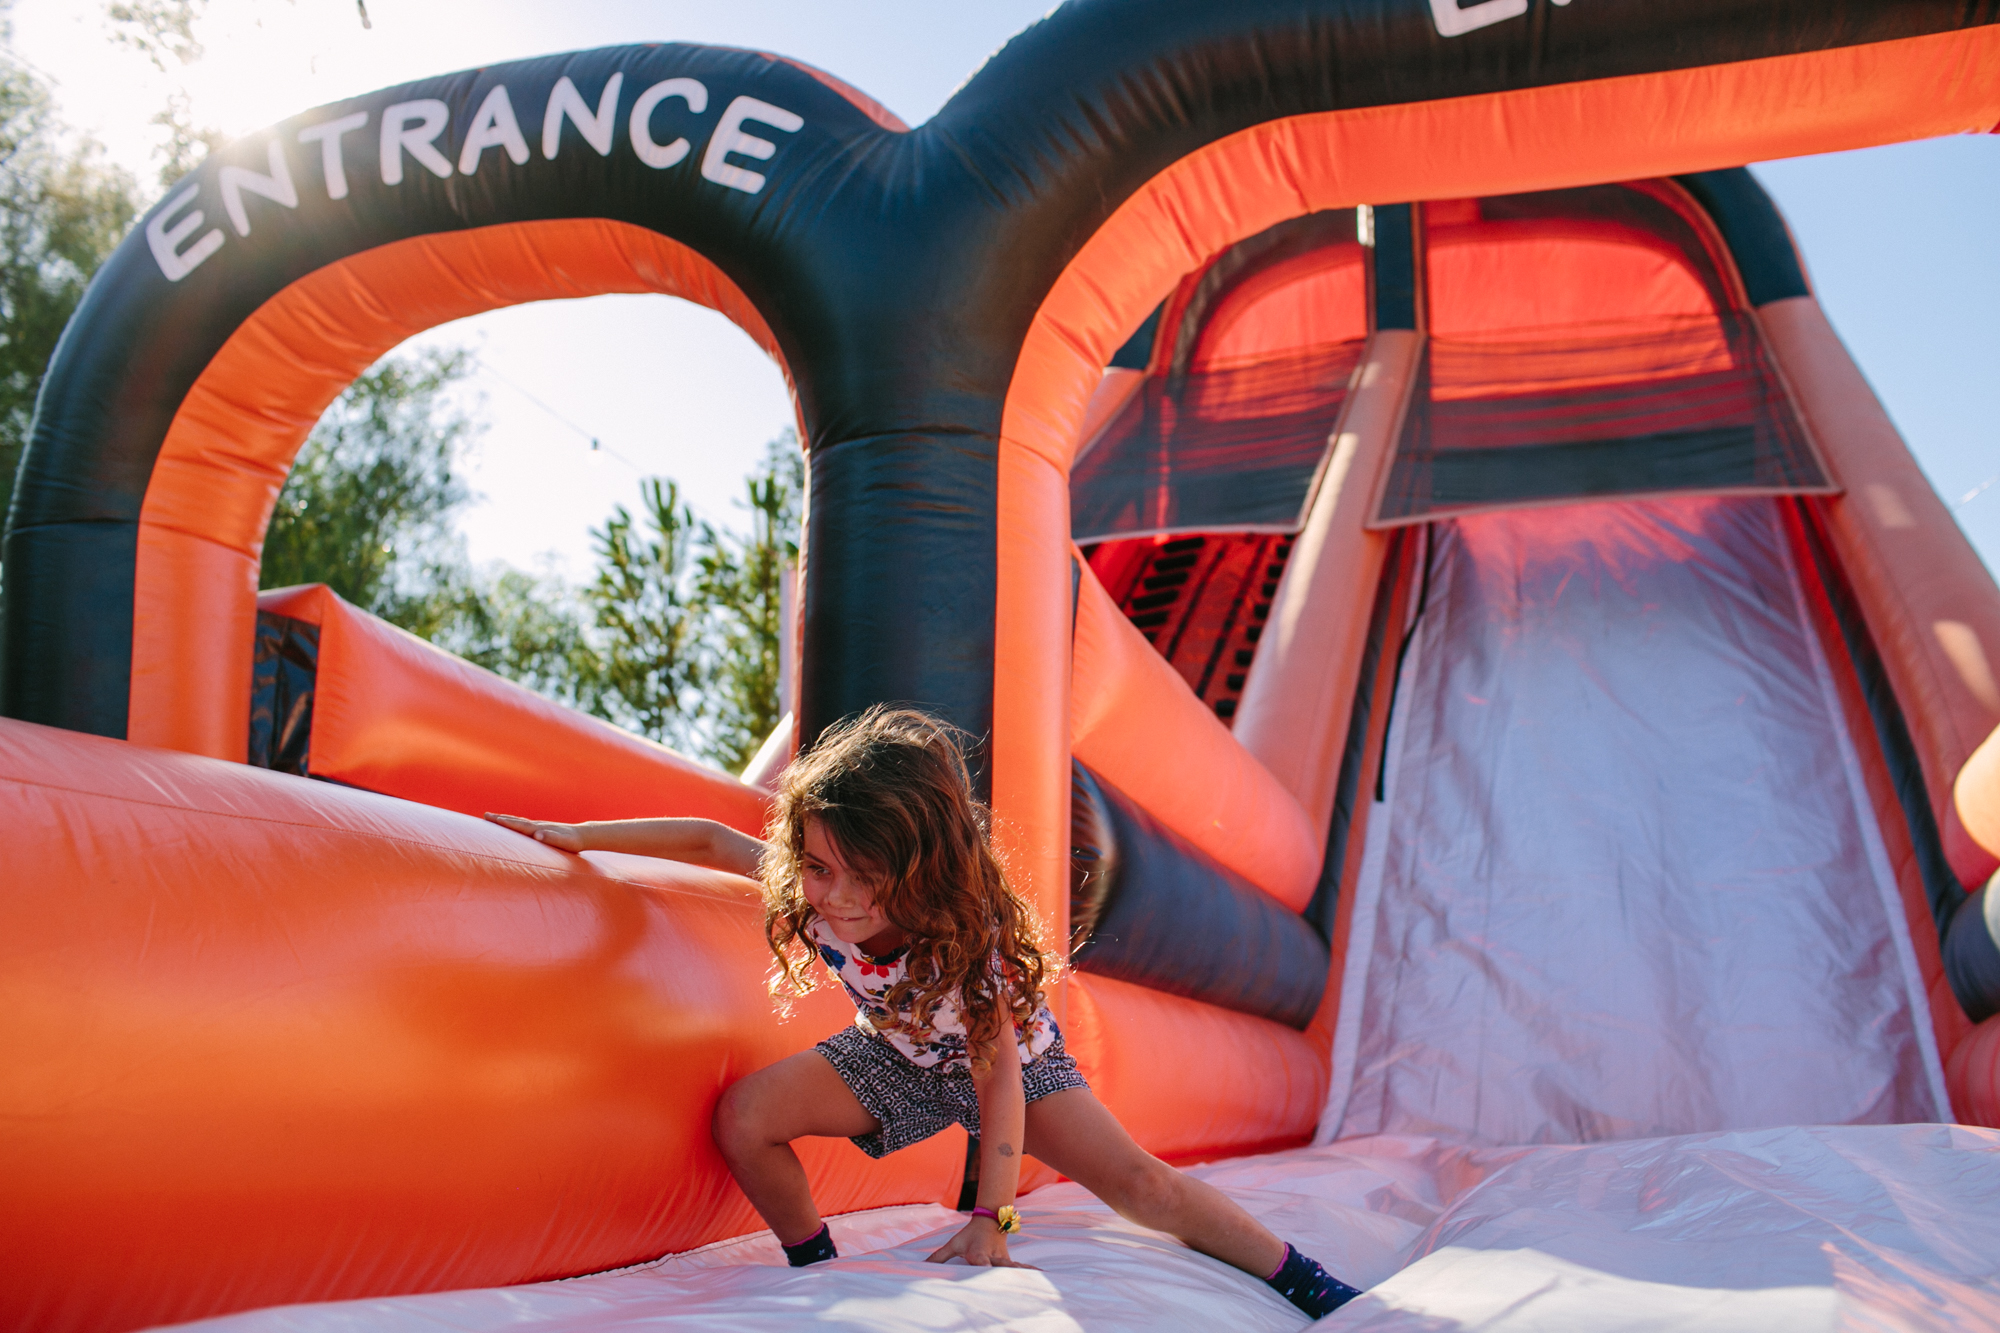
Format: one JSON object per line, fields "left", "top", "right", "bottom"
{"left": 1191, "top": 242, "right": 1367, "bottom": 369}
{"left": 1427, "top": 214, "right": 1721, "bottom": 336}
{"left": 1233, "top": 331, "right": 1420, "bottom": 832}
{"left": 130, "top": 219, "right": 786, "bottom": 765}
{"left": 0, "top": 717, "right": 960, "bottom": 1333}
{"left": 1070, "top": 557, "right": 1320, "bottom": 912}
{"left": 989, "top": 440, "right": 1076, "bottom": 946}
{"left": 1759, "top": 298, "right": 2000, "bottom": 888}
{"left": 260, "top": 584, "right": 771, "bottom": 833}
{"left": 1063, "top": 974, "right": 1326, "bottom": 1162}
{"left": 990, "top": 24, "right": 2000, "bottom": 936}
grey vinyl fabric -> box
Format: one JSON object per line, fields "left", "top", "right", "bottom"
{"left": 1324, "top": 496, "right": 1943, "bottom": 1146}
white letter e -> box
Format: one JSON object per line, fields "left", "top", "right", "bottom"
{"left": 146, "top": 183, "right": 225, "bottom": 282}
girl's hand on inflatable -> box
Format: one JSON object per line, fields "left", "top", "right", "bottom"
{"left": 485, "top": 813, "right": 586, "bottom": 852}
{"left": 925, "top": 1218, "right": 1036, "bottom": 1269}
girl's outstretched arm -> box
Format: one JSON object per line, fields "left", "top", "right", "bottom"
{"left": 926, "top": 1032, "right": 1034, "bottom": 1268}
{"left": 484, "top": 814, "right": 766, "bottom": 877}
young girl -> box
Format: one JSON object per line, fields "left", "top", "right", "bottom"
{"left": 488, "top": 706, "right": 1360, "bottom": 1318}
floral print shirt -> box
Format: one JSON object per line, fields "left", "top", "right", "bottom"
{"left": 806, "top": 916, "right": 1057, "bottom": 1071}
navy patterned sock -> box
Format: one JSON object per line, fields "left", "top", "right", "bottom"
{"left": 1264, "top": 1243, "right": 1362, "bottom": 1318}
{"left": 781, "top": 1222, "right": 838, "bottom": 1267}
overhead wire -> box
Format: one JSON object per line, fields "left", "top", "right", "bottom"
{"left": 474, "top": 361, "right": 645, "bottom": 474}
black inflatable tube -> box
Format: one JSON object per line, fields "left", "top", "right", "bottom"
{"left": 1675, "top": 169, "right": 1812, "bottom": 308}
{"left": 1945, "top": 880, "right": 2000, "bottom": 1025}
{"left": 1070, "top": 762, "right": 1329, "bottom": 1029}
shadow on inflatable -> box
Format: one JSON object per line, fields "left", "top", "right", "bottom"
{"left": 6, "top": 1, "right": 2000, "bottom": 1328}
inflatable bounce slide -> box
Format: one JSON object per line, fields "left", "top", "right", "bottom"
{"left": 7, "top": 1, "right": 2000, "bottom": 1328}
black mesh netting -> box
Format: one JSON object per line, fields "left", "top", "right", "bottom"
{"left": 1374, "top": 313, "right": 1831, "bottom": 525}
{"left": 1070, "top": 338, "right": 1364, "bottom": 543}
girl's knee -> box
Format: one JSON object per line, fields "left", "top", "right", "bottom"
{"left": 712, "top": 1079, "right": 776, "bottom": 1158}
{"left": 1103, "top": 1154, "right": 1183, "bottom": 1220}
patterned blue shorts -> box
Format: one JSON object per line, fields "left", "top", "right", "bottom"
{"left": 814, "top": 1022, "right": 1090, "bottom": 1158}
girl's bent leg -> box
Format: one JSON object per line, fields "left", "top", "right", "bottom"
{"left": 1022, "top": 1088, "right": 1285, "bottom": 1278}
{"left": 712, "top": 1050, "right": 882, "bottom": 1248}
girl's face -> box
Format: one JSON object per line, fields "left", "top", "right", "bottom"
{"left": 801, "top": 818, "right": 904, "bottom": 955}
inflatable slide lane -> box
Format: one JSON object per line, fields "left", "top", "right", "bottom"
{"left": 6, "top": 1, "right": 2000, "bottom": 1329}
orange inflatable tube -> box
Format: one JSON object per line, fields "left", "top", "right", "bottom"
{"left": 0, "top": 717, "right": 961, "bottom": 1333}
{"left": 1070, "top": 557, "right": 1321, "bottom": 911}
{"left": 260, "top": 583, "right": 770, "bottom": 833}
{"left": 1760, "top": 298, "right": 2000, "bottom": 888}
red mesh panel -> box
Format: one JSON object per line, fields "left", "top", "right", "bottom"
{"left": 1374, "top": 314, "right": 1832, "bottom": 526}
{"left": 1072, "top": 339, "right": 1364, "bottom": 543}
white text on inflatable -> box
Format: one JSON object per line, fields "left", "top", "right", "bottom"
{"left": 148, "top": 75, "right": 805, "bottom": 282}
{"left": 1428, "top": 0, "right": 1570, "bottom": 38}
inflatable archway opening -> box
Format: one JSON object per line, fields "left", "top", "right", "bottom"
{"left": 6, "top": 3, "right": 2000, "bottom": 1330}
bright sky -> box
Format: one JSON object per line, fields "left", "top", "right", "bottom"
{"left": 11, "top": 0, "right": 1998, "bottom": 580}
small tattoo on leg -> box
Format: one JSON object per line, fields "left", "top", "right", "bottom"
{"left": 998, "top": 1144, "right": 1015, "bottom": 1157}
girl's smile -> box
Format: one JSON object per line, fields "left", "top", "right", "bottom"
{"left": 801, "top": 819, "right": 905, "bottom": 956}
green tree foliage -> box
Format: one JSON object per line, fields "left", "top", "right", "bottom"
{"left": 260, "top": 348, "right": 482, "bottom": 629}
{"left": 698, "top": 436, "right": 803, "bottom": 771}
{"left": 587, "top": 477, "right": 711, "bottom": 751}
{"left": 582, "top": 440, "right": 803, "bottom": 769}
{"left": 0, "top": 26, "right": 139, "bottom": 535}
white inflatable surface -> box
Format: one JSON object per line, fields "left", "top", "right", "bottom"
{"left": 166, "top": 1125, "right": 2000, "bottom": 1331}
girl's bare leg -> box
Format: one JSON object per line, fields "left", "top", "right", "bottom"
{"left": 712, "top": 1050, "right": 882, "bottom": 1245}
{"left": 1023, "top": 1087, "right": 1286, "bottom": 1277}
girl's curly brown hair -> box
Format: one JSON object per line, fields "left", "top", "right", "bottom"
{"left": 760, "top": 705, "right": 1055, "bottom": 1070}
